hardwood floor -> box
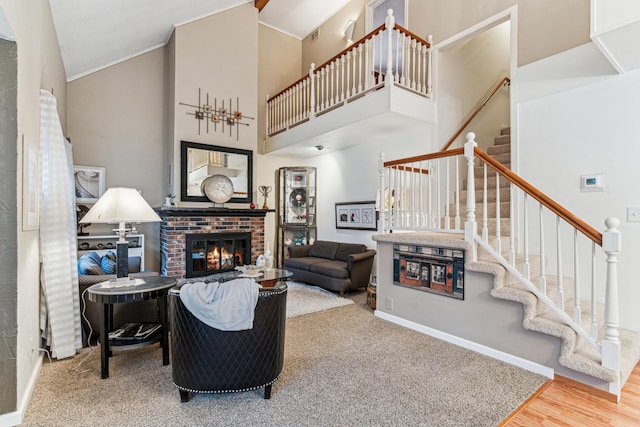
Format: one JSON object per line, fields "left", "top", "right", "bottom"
{"left": 501, "top": 363, "right": 640, "bottom": 426}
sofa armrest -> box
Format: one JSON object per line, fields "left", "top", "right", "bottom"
{"left": 288, "top": 245, "right": 311, "bottom": 258}
{"left": 347, "top": 249, "right": 376, "bottom": 289}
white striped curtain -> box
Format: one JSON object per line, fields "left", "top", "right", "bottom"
{"left": 39, "top": 89, "right": 82, "bottom": 358}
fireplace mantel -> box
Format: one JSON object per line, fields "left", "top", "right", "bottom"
{"left": 156, "top": 207, "right": 275, "bottom": 218}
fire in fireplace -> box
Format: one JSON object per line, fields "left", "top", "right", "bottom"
{"left": 186, "top": 232, "right": 251, "bottom": 278}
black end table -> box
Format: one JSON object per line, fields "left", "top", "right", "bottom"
{"left": 86, "top": 276, "right": 176, "bottom": 379}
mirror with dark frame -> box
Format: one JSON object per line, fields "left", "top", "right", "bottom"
{"left": 180, "top": 141, "right": 253, "bottom": 204}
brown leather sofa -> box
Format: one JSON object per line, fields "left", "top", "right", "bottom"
{"left": 284, "top": 240, "right": 376, "bottom": 295}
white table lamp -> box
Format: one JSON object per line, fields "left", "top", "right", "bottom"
{"left": 80, "top": 187, "right": 160, "bottom": 280}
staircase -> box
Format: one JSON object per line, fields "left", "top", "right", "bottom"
{"left": 466, "top": 127, "right": 640, "bottom": 393}
{"left": 379, "top": 127, "right": 640, "bottom": 399}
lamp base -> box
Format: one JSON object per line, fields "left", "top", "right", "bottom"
{"left": 116, "top": 241, "right": 129, "bottom": 278}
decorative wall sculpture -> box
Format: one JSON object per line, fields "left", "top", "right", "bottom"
{"left": 180, "top": 88, "right": 254, "bottom": 140}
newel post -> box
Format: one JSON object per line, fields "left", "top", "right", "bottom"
{"left": 265, "top": 94, "right": 270, "bottom": 138}
{"left": 464, "top": 132, "right": 478, "bottom": 261}
{"left": 602, "top": 217, "right": 621, "bottom": 396}
{"left": 378, "top": 152, "right": 386, "bottom": 233}
{"left": 309, "top": 63, "right": 316, "bottom": 118}
{"left": 385, "top": 9, "right": 395, "bottom": 86}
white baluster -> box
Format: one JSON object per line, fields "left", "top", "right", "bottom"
{"left": 400, "top": 34, "right": 407, "bottom": 86}
{"left": 495, "top": 172, "right": 501, "bottom": 254}
{"left": 419, "top": 161, "right": 424, "bottom": 228}
{"left": 482, "top": 163, "right": 488, "bottom": 241}
{"left": 435, "top": 159, "right": 441, "bottom": 229}
{"left": 385, "top": 9, "right": 394, "bottom": 86}
{"left": 523, "top": 194, "right": 530, "bottom": 281}
{"left": 444, "top": 158, "right": 450, "bottom": 230}
{"left": 556, "top": 216, "right": 564, "bottom": 311}
{"left": 309, "top": 63, "right": 316, "bottom": 118}
{"left": 574, "top": 229, "right": 581, "bottom": 325}
{"left": 426, "top": 35, "right": 433, "bottom": 97}
{"left": 454, "top": 157, "right": 460, "bottom": 230}
{"left": 539, "top": 204, "right": 547, "bottom": 294}
{"left": 395, "top": 29, "right": 401, "bottom": 83}
{"left": 509, "top": 183, "right": 516, "bottom": 266}
{"left": 591, "top": 242, "right": 598, "bottom": 340}
{"left": 417, "top": 42, "right": 423, "bottom": 93}
{"left": 340, "top": 55, "right": 346, "bottom": 101}
{"left": 378, "top": 153, "right": 386, "bottom": 232}
{"left": 601, "top": 217, "right": 621, "bottom": 390}
{"left": 351, "top": 49, "right": 357, "bottom": 96}
{"left": 357, "top": 44, "right": 363, "bottom": 94}
{"left": 265, "top": 94, "right": 270, "bottom": 136}
{"left": 364, "top": 38, "right": 370, "bottom": 90}
{"left": 464, "top": 133, "right": 477, "bottom": 260}
{"left": 410, "top": 38, "right": 417, "bottom": 90}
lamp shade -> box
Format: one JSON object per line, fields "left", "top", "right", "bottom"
{"left": 79, "top": 187, "right": 160, "bottom": 224}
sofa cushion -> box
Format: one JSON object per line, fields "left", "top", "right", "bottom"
{"left": 284, "top": 257, "right": 328, "bottom": 271}
{"left": 309, "top": 260, "right": 349, "bottom": 279}
{"left": 308, "top": 241, "right": 339, "bottom": 259}
{"left": 101, "top": 251, "right": 117, "bottom": 274}
{"left": 78, "top": 252, "right": 105, "bottom": 275}
{"left": 334, "top": 243, "right": 367, "bottom": 262}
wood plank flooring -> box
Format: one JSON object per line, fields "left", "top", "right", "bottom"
{"left": 502, "top": 363, "right": 640, "bottom": 426}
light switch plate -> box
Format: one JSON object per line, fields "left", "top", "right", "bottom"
{"left": 627, "top": 207, "right": 640, "bottom": 222}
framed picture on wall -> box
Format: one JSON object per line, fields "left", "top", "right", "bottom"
{"left": 74, "top": 165, "right": 106, "bottom": 203}
{"left": 335, "top": 201, "right": 377, "bottom": 231}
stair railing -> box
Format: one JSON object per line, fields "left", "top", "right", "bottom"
{"left": 266, "top": 9, "right": 432, "bottom": 137}
{"left": 439, "top": 77, "right": 511, "bottom": 152}
{"left": 377, "top": 132, "right": 621, "bottom": 394}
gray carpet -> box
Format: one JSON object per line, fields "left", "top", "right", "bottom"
{"left": 22, "top": 290, "right": 547, "bottom": 426}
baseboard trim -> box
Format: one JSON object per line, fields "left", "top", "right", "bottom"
{"left": 0, "top": 353, "right": 43, "bottom": 427}
{"left": 374, "top": 310, "right": 554, "bottom": 379}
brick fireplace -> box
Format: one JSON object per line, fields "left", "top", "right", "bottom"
{"left": 158, "top": 207, "right": 271, "bottom": 278}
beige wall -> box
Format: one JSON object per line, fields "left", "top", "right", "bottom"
{"left": 0, "top": 0, "right": 67, "bottom": 419}
{"left": 67, "top": 47, "right": 167, "bottom": 270}
{"left": 171, "top": 3, "right": 259, "bottom": 205}
{"left": 301, "top": 0, "right": 590, "bottom": 69}
{"left": 258, "top": 24, "right": 302, "bottom": 149}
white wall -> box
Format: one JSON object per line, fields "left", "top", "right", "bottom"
{"left": 517, "top": 42, "right": 640, "bottom": 331}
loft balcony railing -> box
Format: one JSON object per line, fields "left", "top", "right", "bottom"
{"left": 377, "top": 132, "right": 622, "bottom": 398}
{"left": 266, "top": 9, "right": 432, "bottom": 137}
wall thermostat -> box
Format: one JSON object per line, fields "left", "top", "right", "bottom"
{"left": 580, "top": 174, "right": 604, "bottom": 192}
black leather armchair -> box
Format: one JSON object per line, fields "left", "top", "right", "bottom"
{"left": 169, "top": 281, "right": 287, "bottom": 402}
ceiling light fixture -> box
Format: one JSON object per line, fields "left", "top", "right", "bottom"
{"left": 344, "top": 20, "right": 356, "bottom": 42}
{"left": 315, "top": 145, "right": 324, "bottom": 151}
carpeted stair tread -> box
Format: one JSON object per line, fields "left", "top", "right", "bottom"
{"left": 500, "top": 127, "right": 511, "bottom": 135}
{"left": 460, "top": 186, "right": 511, "bottom": 203}
{"left": 494, "top": 134, "right": 510, "bottom": 145}
{"left": 487, "top": 144, "right": 510, "bottom": 155}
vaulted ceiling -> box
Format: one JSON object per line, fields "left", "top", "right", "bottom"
{"left": 48, "top": 0, "right": 351, "bottom": 81}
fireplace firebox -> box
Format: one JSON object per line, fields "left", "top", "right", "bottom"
{"left": 186, "top": 232, "right": 251, "bottom": 278}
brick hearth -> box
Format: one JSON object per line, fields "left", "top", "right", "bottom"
{"left": 158, "top": 208, "right": 271, "bottom": 278}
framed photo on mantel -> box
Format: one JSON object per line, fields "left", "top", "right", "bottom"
{"left": 335, "top": 201, "right": 377, "bottom": 231}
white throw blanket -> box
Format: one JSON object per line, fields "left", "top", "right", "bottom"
{"left": 179, "top": 278, "right": 260, "bottom": 331}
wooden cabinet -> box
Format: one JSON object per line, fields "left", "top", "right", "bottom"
{"left": 276, "top": 167, "right": 317, "bottom": 267}
{"left": 77, "top": 234, "right": 145, "bottom": 270}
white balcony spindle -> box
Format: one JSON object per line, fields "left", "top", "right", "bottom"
{"left": 385, "top": 9, "right": 395, "bottom": 86}
{"left": 309, "top": 64, "right": 316, "bottom": 118}
{"left": 427, "top": 35, "right": 433, "bottom": 97}
{"left": 357, "top": 44, "right": 363, "bottom": 94}
{"left": 340, "top": 55, "right": 346, "bottom": 101}
{"left": 591, "top": 241, "right": 598, "bottom": 340}
{"left": 495, "top": 172, "right": 501, "bottom": 254}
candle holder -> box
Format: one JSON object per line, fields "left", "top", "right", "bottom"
{"left": 259, "top": 186, "right": 272, "bottom": 210}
